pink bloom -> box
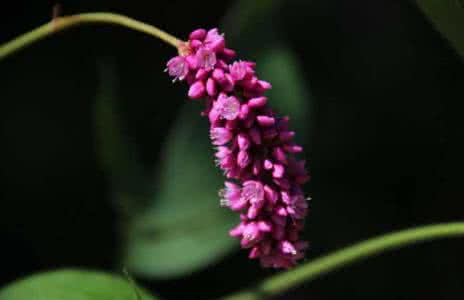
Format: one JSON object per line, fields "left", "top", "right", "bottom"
{"left": 166, "top": 56, "right": 189, "bottom": 81}
{"left": 204, "top": 28, "right": 225, "bottom": 52}
{"left": 166, "top": 27, "right": 311, "bottom": 269}
{"left": 218, "top": 95, "right": 240, "bottom": 120}
{"left": 220, "top": 182, "right": 247, "bottom": 211}
{"left": 195, "top": 47, "right": 217, "bottom": 70}
{"left": 286, "top": 194, "right": 308, "bottom": 219}
{"left": 210, "top": 127, "right": 232, "bottom": 145}
{"left": 241, "top": 181, "right": 264, "bottom": 205}
{"left": 229, "top": 61, "right": 248, "bottom": 81}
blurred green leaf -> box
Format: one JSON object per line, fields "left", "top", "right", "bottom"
{"left": 123, "top": 104, "right": 237, "bottom": 277}
{"left": 107, "top": 0, "right": 314, "bottom": 278}
{"left": 256, "top": 45, "right": 313, "bottom": 142}
{"left": 0, "top": 269, "right": 158, "bottom": 300}
{"left": 415, "top": 0, "right": 464, "bottom": 59}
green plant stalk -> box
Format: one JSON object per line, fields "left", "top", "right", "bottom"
{"left": 220, "top": 222, "right": 464, "bottom": 300}
{"left": 0, "top": 12, "right": 182, "bottom": 60}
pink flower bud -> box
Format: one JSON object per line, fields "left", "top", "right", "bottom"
{"left": 237, "top": 133, "right": 250, "bottom": 150}
{"left": 230, "top": 61, "right": 248, "bottom": 81}
{"left": 237, "top": 150, "right": 250, "bottom": 168}
{"left": 189, "top": 28, "right": 206, "bottom": 40}
{"left": 188, "top": 81, "right": 205, "bottom": 99}
{"left": 257, "top": 115, "right": 275, "bottom": 126}
{"left": 222, "top": 48, "right": 236, "bottom": 59}
{"left": 212, "top": 68, "right": 226, "bottom": 83}
{"left": 206, "top": 78, "right": 217, "bottom": 96}
{"left": 248, "top": 96, "right": 267, "bottom": 108}
{"left": 272, "top": 164, "right": 285, "bottom": 178}
{"left": 195, "top": 68, "right": 208, "bottom": 80}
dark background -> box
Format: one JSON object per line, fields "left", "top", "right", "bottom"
{"left": 1, "top": 1, "right": 463, "bottom": 299}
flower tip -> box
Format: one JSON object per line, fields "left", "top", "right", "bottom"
{"left": 189, "top": 28, "right": 207, "bottom": 41}
{"left": 188, "top": 81, "right": 205, "bottom": 99}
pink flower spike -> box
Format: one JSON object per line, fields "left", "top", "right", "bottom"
{"left": 210, "top": 127, "right": 232, "bottom": 145}
{"left": 212, "top": 68, "right": 226, "bottom": 83}
{"left": 188, "top": 81, "right": 205, "bottom": 99}
{"left": 195, "top": 69, "right": 208, "bottom": 81}
{"left": 189, "top": 28, "right": 207, "bottom": 40}
{"left": 257, "top": 115, "right": 275, "bottom": 126}
{"left": 165, "top": 27, "right": 311, "bottom": 269}
{"left": 166, "top": 56, "right": 189, "bottom": 81}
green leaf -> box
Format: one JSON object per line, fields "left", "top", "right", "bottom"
{"left": 415, "top": 0, "right": 464, "bottom": 60}
{"left": 119, "top": 0, "right": 314, "bottom": 278}
{"left": 123, "top": 104, "right": 237, "bottom": 277}
{"left": 0, "top": 269, "right": 159, "bottom": 300}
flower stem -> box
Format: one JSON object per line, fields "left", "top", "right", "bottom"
{"left": 0, "top": 12, "right": 183, "bottom": 60}
{"left": 220, "top": 222, "right": 464, "bottom": 300}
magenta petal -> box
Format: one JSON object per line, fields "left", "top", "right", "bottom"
{"left": 188, "top": 81, "right": 205, "bottom": 99}
{"left": 248, "top": 96, "right": 267, "bottom": 108}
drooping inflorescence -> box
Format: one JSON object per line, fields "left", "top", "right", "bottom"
{"left": 166, "top": 28, "right": 310, "bottom": 268}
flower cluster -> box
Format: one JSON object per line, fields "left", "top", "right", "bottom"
{"left": 166, "top": 28, "right": 310, "bottom": 268}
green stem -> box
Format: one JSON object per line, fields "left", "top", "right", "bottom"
{"left": 0, "top": 12, "right": 183, "bottom": 60}
{"left": 220, "top": 222, "right": 464, "bottom": 300}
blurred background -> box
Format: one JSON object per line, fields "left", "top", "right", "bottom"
{"left": 1, "top": 0, "right": 464, "bottom": 299}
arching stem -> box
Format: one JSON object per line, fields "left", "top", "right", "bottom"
{"left": 0, "top": 12, "right": 183, "bottom": 60}
{"left": 219, "top": 222, "right": 464, "bottom": 300}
